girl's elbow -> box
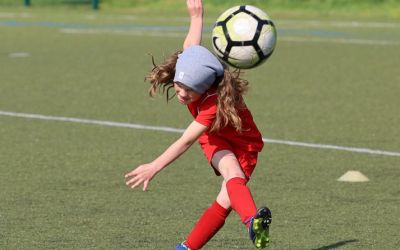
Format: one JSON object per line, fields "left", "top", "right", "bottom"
{"left": 184, "top": 139, "right": 196, "bottom": 148}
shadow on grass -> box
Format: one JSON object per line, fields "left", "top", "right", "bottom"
{"left": 312, "top": 239, "right": 359, "bottom": 250}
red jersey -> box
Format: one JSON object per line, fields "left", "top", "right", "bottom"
{"left": 187, "top": 90, "right": 264, "bottom": 154}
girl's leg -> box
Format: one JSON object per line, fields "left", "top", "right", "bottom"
{"left": 210, "top": 150, "right": 272, "bottom": 249}
{"left": 212, "top": 150, "right": 257, "bottom": 227}
{"left": 184, "top": 181, "right": 231, "bottom": 250}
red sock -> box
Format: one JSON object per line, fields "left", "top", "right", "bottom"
{"left": 185, "top": 201, "right": 231, "bottom": 250}
{"left": 226, "top": 177, "right": 257, "bottom": 227}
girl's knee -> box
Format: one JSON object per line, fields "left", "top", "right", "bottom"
{"left": 216, "top": 191, "right": 231, "bottom": 209}
{"left": 216, "top": 196, "right": 230, "bottom": 209}
{"left": 216, "top": 180, "right": 231, "bottom": 209}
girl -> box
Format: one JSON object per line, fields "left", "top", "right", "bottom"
{"left": 125, "top": 1, "right": 271, "bottom": 249}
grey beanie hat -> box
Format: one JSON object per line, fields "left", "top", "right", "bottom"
{"left": 173, "top": 45, "right": 224, "bottom": 94}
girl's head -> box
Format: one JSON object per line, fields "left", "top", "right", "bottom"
{"left": 173, "top": 82, "right": 202, "bottom": 105}
{"left": 173, "top": 45, "right": 224, "bottom": 94}
{"left": 173, "top": 45, "right": 224, "bottom": 104}
{"left": 146, "top": 45, "right": 249, "bottom": 131}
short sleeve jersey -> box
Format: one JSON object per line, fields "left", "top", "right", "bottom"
{"left": 187, "top": 90, "right": 264, "bottom": 153}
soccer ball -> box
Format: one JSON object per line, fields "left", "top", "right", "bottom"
{"left": 211, "top": 5, "right": 277, "bottom": 69}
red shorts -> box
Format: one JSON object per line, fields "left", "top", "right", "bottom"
{"left": 199, "top": 136, "right": 259, "bottom": 179}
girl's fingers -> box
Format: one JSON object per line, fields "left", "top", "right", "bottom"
{"left": 130, "top": 179, "right": 144, "bottom": 189}
{"left": 125, "top": 170, "right": 137, "bottom": 178}
{"left": 187, "top": 0, "right": 202, "bottom": 14}
{"left": 126, "top": 175, "right": 141, "bottom": 187}
{"left": 126, "top": 174, "right": 151, "bottom": 190}
{"left": 143, "top": 180, "right": 149, "bottom": 191}
{"left": 195, "top": 0, "right": 202, "bottom": 7}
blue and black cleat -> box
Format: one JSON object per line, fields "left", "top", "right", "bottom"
{"left": 175, "top": 242, "right": 190, "bottom": 250}
{"left": 248, "top": 207, "right": 272, "bottom": 249}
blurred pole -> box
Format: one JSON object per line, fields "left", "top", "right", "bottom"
{"left": 24, "top": 0, "right": 30, "bottom": 7}
{"left": 92, "top": 0, "right": 99, "bottom": 10}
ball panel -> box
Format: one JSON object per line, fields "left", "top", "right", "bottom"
{"left": 258, "top": 24, "right": 277, "bottom": 56}
{"left": 227, "top": 46, "right": 260, "bottom": 69}
{"left": 212, "top": 26, "right": 229, "bottom": 58}
{"left": 226, "top": 12, "right": 258, "bottom": 41}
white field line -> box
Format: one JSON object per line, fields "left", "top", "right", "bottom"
{"left": 1, "top": 110, "right": 400, "bottom": 157}
{"left": 277, "top": 20, "right": 400, "bottom": 29}
{"left": 59, "top": 28, "right": 399, "bottom": 46}
{"left": 0, "top": 110, "right": 184, "bottom": 134}
{"left": 279, "top": 36, "right": 400, "bottom": 46}
{"left": 109, "top": 17, "right": 400, "bottom": 28}
{"left": 262, "top": 138, "right": 400, "bottom": 157}
{"left": 0, "top": 12, "right": 32, "bottom": 18}
{"left": 60, "top": 28, "right": 185, "bottom": 38}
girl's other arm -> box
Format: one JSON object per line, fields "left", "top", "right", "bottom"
{"left": 183, "top": 0, "right": 203, "bottom": 49}
{"left": 125, "top": 120, "right": 207, "bottom": 191}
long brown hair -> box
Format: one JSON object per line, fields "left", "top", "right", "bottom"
{"left": 145, "top": 50, "right": 249, "bottom": 132}
{"left": 146, "top": 51, "right": 180, "bottom": 100}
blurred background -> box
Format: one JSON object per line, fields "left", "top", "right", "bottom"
{"left": 1, "top": 1, "right": 399, "bottom": 249}
{"left": 0, "top": 0, "right": 399, "bottom": 18}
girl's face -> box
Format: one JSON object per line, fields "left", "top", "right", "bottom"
{"left": 173, "top": 82, "right": 202, "bottom": 105}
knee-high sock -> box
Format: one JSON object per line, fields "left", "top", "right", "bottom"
{"left": 226, "top": 177, "right": 257, "bottom": 227}
{"left": 185, "top": 201, "right": 231, "bottom": 250}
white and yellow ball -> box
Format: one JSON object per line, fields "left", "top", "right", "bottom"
{"left": 212, "top": 5, "right": 277, "bottom": 69}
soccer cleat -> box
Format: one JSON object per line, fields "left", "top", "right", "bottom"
{"left": 175, "top": 242, "right": 191, "bottom": 250}
{"left": 248, "top": 207, "right": 272, "bottom": 249}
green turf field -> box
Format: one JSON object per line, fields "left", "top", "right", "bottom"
{"left": 0, "top": 6, "right": 400, "bottom": 250}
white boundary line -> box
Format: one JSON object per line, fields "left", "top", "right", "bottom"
{"left": 1, "top": 110, "right": 400, "bottom": 157}
{"left": 277, "top": 20, "right": 400, "bottom": 29}
{"left": 60, "top": 28, "right": 185, "bottom": 38}
{"left": 58, "top": 28, "right": 400, "bottom": 46}
{"left": 279, "top": 36, "right": 400, "bottom": 46}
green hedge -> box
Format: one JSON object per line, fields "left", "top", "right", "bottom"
{"left": 1, "top": 0, "right": 399, "bottom": 18}
{"left": 99, "top": 0, "right": 399, "bottom": 18}
{"left": 100, "top": 0, "right": 400, "bottom": 8}
{"left": 99, "top": 0, "right": 400, "bottom": 19}
{"left": 0, "top": 0, "right": 92, "bottom": 4}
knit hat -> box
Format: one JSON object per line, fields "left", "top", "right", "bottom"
{"left": 173, "top": 45, "right": 224, "bottom": 94}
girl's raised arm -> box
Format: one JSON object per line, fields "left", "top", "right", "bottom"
{"left": 183, "top": 0, "right": 203, "bottom": 49}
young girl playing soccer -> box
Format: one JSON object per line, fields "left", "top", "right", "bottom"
{"left": 125, "top": 1, "right": 271, "bottom": 249}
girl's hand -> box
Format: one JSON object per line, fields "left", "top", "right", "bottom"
{"left": 125, "top": 121, "right": 207, "bottom": 191}
{"left": 125, "top": 163, "right": 158, "bottom": 191}
{"left": 187, "top": 0, "right": 203, "bottom": 19}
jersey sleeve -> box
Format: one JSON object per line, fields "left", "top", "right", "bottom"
{"left": 195, "top": 94, "right": 217, "bottom": 128}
